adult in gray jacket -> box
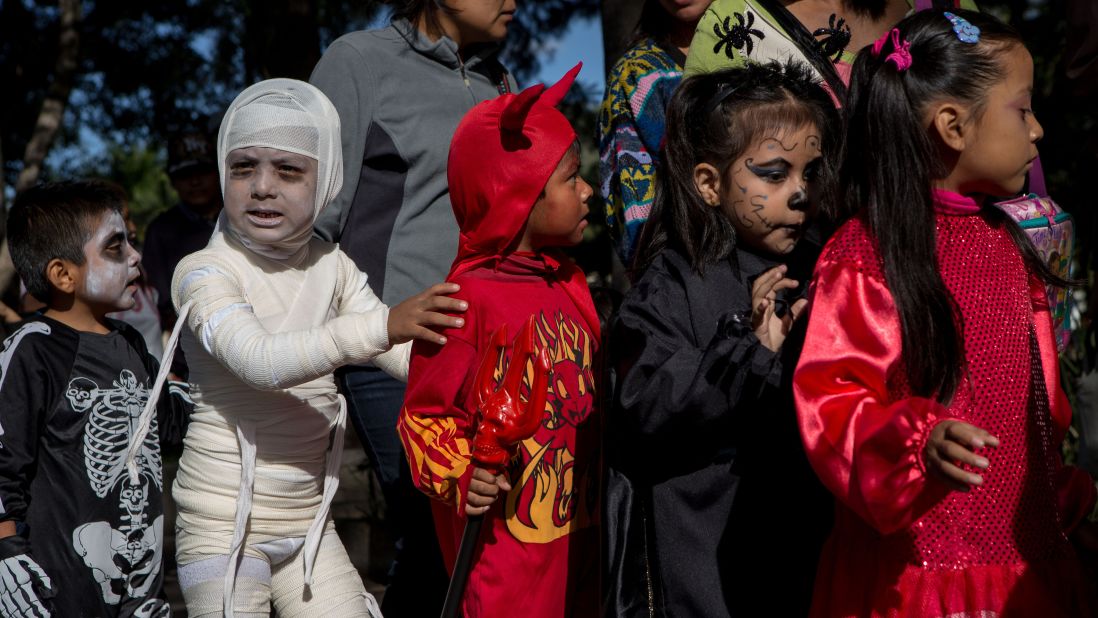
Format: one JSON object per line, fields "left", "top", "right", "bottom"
{"left": 310, "top": 1, "right": 516, "bottom": 615}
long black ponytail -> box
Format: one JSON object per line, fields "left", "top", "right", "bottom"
{"left": 843, "top": 9, "right": 1066, "bottom": 404}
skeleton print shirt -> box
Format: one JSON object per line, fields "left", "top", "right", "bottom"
{"left": 0, "top": 315, "right": 191, "bottom": 617}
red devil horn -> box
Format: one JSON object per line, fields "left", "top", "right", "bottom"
{"left": 540, "top": 62, "right": 582, "bottom": 108}
{"left": 500, "top": 83, "right": 546, "bottom": 134}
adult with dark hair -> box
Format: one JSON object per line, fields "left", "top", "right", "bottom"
{"left": 309, "top": 2, "right": 517, "bottom": 614}
{"left": 143, "top": 130, "right": 222, "bottom": 332}
{"left": 795, "top": 10, "right": 1098, "bottom": 616}
{"left": 597, "top": 0, "right": 713, "bottom": 265}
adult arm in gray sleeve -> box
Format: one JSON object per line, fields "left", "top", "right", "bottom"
{"left": 310, "top": 38, "right": 377, "bottom": 242}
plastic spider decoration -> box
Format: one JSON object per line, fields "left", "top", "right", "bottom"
{"left": 713, "top": 12, "right": 765, "bottom": 59}
{"left": 813, "top": 13, "right": 852, "bottom": 63}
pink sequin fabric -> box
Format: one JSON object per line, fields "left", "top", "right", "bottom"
{"left": 897, "top": 213, "right": 1068, "bottom": 568}
{"left": 794, "top": 199, "right": 1095, "bottom": 617}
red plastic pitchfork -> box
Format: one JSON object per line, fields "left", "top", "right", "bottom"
{"left": 440, "top": 315, "right": 551, "bottom": 618}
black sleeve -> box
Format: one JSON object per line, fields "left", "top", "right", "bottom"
{"left": 157, "top": 378, "right": 192, "bottom": 449}
{"left": 121, "top": 323, "right": 192, "bottom": 449}
{"left": 140, "top": 218, "right": 176, "bottom": 326}
{"left": 0, "top": 325, "right": 68, "bottom": 523}
{"left": 612, "top": 267, "right": 780, "bottom": 445}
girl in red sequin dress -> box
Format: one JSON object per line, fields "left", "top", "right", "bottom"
{"left": 794, "top": 9, "right": 1098, "bottom": 617}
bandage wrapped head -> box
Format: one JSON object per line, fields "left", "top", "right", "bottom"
{"left": 215, "top": 78, "right": 343, "bottom": 263}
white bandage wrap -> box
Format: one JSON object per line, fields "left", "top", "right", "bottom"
{"left": 174, "top": 257, "right": 391, "bottom": 391}
{"left": 215, "top": 78, "right": 343, "bottom": 263}
{"left": 124, "top": 79, "right": 408, "bottom": 615}
{"left": 163, "top": 242, "right": 406, "bottom": 615}
{"left": 178, "top": 526, "right": 380, "bottom": 617}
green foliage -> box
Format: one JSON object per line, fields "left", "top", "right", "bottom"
{"left": 2, "top": 0, "right": 598, "bottom": 224}
{"left": 108, "top": 145, "right": 178, "bottom": 241}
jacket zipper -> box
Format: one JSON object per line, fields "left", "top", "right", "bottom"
{"left": 458, "top": 53, "right": 481, "bottom": 107}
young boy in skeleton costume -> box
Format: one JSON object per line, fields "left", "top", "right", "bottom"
{"left": 139, "top": 78, "right": 466, "bottom": 616}
{"left": 0, "top": 180, "right": 191, "bottom": 617}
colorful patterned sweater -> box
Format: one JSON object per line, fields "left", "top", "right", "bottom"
{"left": 598, "top": 38, "right": 685, "bottom": 265}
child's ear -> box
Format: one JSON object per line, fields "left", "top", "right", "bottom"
{"left": 45, "top": 258, "right": 78, "bottom": 295}
{"left": 693, "top": 163, "right": 723, "bottom": 208}
{"left": 929, "top": 102, "right": 969, "bottom": 152}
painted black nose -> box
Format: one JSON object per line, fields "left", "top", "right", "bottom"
{"left": 788, "top": 188, "right": 810, "bottom": 211}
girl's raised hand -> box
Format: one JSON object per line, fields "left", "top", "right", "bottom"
{"left": 750, "top": 265, "right": 807, "bottom": 352}
{"left": 925, "top": 420, "right": 1000, "bottom": 492}
{"left": 387, "top": 282, "right": 468, "bottom": 345}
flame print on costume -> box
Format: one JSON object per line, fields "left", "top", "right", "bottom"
{"left": 65, "top": 369, "right": 166, "bottom": 609}
{"left": 504, "top": 310, "right": 596, "bottom": 544}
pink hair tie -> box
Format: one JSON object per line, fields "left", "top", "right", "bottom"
{"left": 872, "top": 28, "right": 912, "bottom": 72}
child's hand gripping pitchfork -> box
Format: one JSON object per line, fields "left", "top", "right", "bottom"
{"left": 441, "top": 315, "right": 552, "bottom": 618}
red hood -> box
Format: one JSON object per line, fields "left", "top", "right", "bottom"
{"left": 447, "top": 63, "right": 582, "bottom": 280}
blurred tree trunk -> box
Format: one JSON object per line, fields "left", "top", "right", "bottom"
{"left": 601, "top": 0, "right": 643, "bottom": 75}
{"left": 3, "top": 0, "right": 82, "bottom": 297}
{"left": 15, "top": 0, "right": 82, "bottom": 193}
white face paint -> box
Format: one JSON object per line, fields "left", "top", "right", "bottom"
{"left": 79, "top": 211, "right": 142, "bottom": 312}
{"left": 223, "top": 147, "right": 318, "bottom": 247}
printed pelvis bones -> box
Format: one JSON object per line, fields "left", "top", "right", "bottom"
{"left": 66, "top": 369, "right": 164, "bottom": 603}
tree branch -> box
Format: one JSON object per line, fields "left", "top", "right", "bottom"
{"left": 15, "top": 0, "right": 83, "bottom": 193}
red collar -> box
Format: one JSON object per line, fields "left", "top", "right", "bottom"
{"left": 932, "top": 189, "right": 981, "bottom": 215}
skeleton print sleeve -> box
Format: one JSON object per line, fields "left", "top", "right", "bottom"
{"left": 0, "top": 535, "right": 55, "bottom": 617}
{"left": 173, "top": 256, "right": 391, "bottom": 391}
{"left": 0, "top": 322, "right": 69, "bottom": 524}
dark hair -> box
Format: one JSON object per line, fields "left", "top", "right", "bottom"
{"left": 8, "top": 180, "right": 125, "bottom": 303}
{"left": 391, "top": 0, "right": 449, "bottom": 38}
{"left": 634, "top": 60, "right": 840, "bottom": 274}
{"left": 634, "top": 0, "right": 673, "bottom": 43}
{"left": 843, "top": 9, "right": 1061, "bottom": 403}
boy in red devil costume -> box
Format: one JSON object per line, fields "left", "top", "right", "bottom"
{"left": 398, "top": 64, "right": 601, "bottom": 617}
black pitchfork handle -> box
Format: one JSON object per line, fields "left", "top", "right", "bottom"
{"left": 440, "top": 513, "right": 485, "bottom": 618}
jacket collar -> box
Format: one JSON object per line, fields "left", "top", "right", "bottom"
{"left": 392, "top": 18, "right": 500, "bottom": 71}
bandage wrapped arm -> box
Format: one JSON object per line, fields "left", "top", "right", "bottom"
{"left": 335, "top": 252, "right": 411, "bottom": 382}
{"left": 793, "top": 260, "right": 952, "bottom": 535}
{"left": 173, "top": 260, "right": 391, "bottom": 391}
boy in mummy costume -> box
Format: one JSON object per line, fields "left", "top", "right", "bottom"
{"left": 141, "top": 78, "right": 466, "bottom": 616}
